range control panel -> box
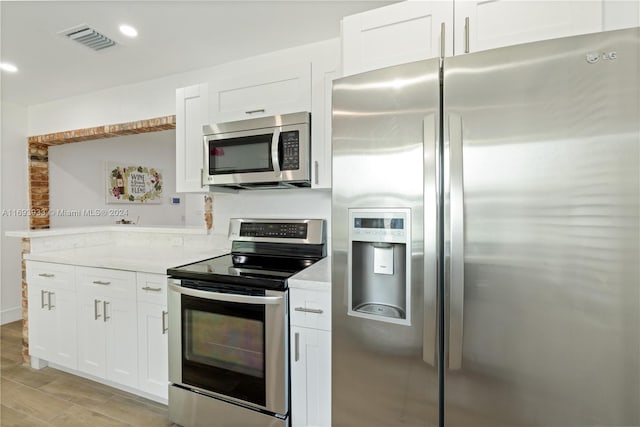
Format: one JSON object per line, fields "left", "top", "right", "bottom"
{"left": 239, "top": 222, "right": 308, "bottom": 239}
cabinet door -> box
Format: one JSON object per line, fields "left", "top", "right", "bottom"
{"left": 209, "top": 63, "right": 311, "bottom": 124}
{"left": 311, "top": 51, "right": 340, "bottom": 189}
{"left": 105, "top": 298, "right": 138, "bottom": 388}
{"left": 290, "top": 326, "right": 331, "bottom": 427}
{"left": 454, "top": 0, "right": 607, "bottom": 55}
{"left": 137, "top": 302, "right": 168, "bottom": 400}
{"left": 27, "top": 284, "right": 56, "bottom": 362}
{"left": 48, "top": 288, "right": 78, "bottom": 368}
{"left": 341, "top": 1, "right": 454, "bottom": 76}
{"left": 176, "top": 83, "right": 209, "bottom": 193}
{"left": 77, "top": 293, "right": 107, "bottom": 378}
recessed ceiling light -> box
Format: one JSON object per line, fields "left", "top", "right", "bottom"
{"left": 119, "top": 24, "right": 138, "bottom": 38}
{"left": 0, "top": 62, "right": 18, "bottom": 73}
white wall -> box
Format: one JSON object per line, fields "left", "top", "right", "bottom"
{"left": 48, "top": 130, "right": 185, "bottom": 227}
{"left": 211, "top": 189, "right": 331, "bottom": 242}
{"left": 28, "top": 37, "right": 338, "bottom": 240}
{"left": 27, "top": 38, "right": 339, "bottom": 136}
{"left": 1, "top": 102, "right": 29, "bottom": 324}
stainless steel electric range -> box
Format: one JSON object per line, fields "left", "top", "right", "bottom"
{"left": 166, "top": 218, "right": 326, "bottom": 427}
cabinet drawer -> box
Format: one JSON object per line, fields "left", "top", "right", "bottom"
{"left": 290, "top": 288, "right": 331, "bottom": 331}
{"left": 76, "top": 266, "right": 135, "bottom": 299}
{"left": 136, "top": 272, "right": 168, "bottom": 305}
{"left": 26, "top": 261, "right": 75, "bottom": 291}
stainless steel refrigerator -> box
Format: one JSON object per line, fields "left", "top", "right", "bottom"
{"left": 331, "top": 27, "right": 639, "bottom": 427}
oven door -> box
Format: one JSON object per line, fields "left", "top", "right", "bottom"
{"left": 168, "top": 280, "right": 288, "bottom": 416}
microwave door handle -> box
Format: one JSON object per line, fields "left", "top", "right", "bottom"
{"left": 271, "top": 129, "right": 281, "bottom": 174}
{"left": 168, "top": 283, "right": 283, "bottom": 305}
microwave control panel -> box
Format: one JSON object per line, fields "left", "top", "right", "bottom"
{"left": 281, "top": 131, "right": 300, "bottom": 171}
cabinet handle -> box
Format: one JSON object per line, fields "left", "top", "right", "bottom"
{"left": 245, "top": 109, "right": 265, "bottom": 115}
{"left": 41, "top": 290, "right": 49, "bottom": 309}
{"left": 93, "top": 280, "right": 111, "bottom": 285}
{"left": 103, "top": 301, "right": 110, "bottom": 322}
{"left": 94, "top": 299, "right": 102, "bottom": 320}
{"left": 440, "top": 22, "right": 446, "bottom": 59}
{"left": 464, "top": 17, "right": 470, "bottom": 53}
{"left": 294, "top": 307, "right": 324, "bottom": 314}
{"left": 314, "top": 161, "right": 319, "bottom": 185}
{"left": 47, "top": 291, "right": 55, "bottom": 310}
{"left": 294, "top": 332, "right": 300, "bottom": 362}
{"left": 38, "top": 273, "right": 55, "bottom": 278}
{"left": 142, "top": 286, "right": 162, "bottom": 292}
{"left": 162, "top": 310, "right": 168, "bottom": 335}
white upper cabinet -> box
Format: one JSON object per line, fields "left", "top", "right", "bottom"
{"left": 209, "top": 63, "right": 312, "bottom": 124}
{"left": 177, "top": 40, "right": 339, "bottom": 192}
{"left": 341, "top": 0, "right": 638, "bottom": 69}
{"left": 341, "top": 0, "right": 454, "bottom": 76}
{"left": 454, "top": 0, "right": 639, "bottom": 55}
{"left": 311, "top": 42, "right": 340, "bottom": 189}
{"left": 176, "top": 83, "right": 209, "bottom": 193}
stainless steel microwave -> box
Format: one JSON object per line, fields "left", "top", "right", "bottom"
{"left": 202, "top": 112, "right": 311, "bottom": 190}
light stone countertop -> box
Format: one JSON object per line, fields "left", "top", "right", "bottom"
{"left": 289, "top": 256, "right": 331, "bottom": 291}
{"left": 6, "top": 225, "right": 208, "bottom": 239}
{"left": 24, "top": 245, "right": 229, "bottom": 275}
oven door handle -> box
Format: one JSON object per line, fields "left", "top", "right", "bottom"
{"left": 169, "top": 283, "right": 283, "bottom": 305}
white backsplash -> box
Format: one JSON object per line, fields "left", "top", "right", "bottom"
{"left": 211, "top": 188, "right": 332, "bottom": 243}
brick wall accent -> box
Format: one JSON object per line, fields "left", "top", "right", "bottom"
{"left": 28, "top": 144, "right": 50, "bottom": 230}
{"left": 26, "top": 115, "right": 175, "bottom": 230}
{"left": 21, "top": 114, "right": 176, "bottom": 361}
{"left": 21, "top": 238, "right": 31, "bottom": 364}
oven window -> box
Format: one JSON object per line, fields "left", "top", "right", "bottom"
{"left": 187, "top": 310, "right": 264, "bottom": 378}
{"left": 181, "top": 294, "right": 266, "bottom": 406}
{"left": 209, "top": 134, "right": 273, "bottom": 174}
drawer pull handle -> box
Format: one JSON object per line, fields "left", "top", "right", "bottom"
{"left": 41, "top": 290, "right": 49, "bottom": 309}
{"left": 93, "top": 280, "right": 111, "bottom": 285}
{"left": 48, "top": 291, "right": 55, "bottom": 310}
{"left": 162, "top": 310, "right": 168, "bottom": 335}
{"left": 245, "top": 109, "right": 265, "bottom": 115}
{"left": 38, "top": 273, "right": 55, "bottom": 278}
{"left": 94, "top": 299, "right": 102, "bottom": 320}
{"left": 142, "top": 286, "right": 162, "bottom": 292}
{"left": 294, "top": 307, "right": 324, "bottom": 314}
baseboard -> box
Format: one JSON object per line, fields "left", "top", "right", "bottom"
{"left": 0, "top": 307, "right": 21, "bottom": 325}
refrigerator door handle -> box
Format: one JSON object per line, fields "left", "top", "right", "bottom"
{"left": 447, "top": 113, "right": 465, "bottom": 370}
{"left": 423, "top": 113, "right": 439, "bottom": 367}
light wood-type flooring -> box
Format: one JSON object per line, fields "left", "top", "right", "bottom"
{"left": 0, "top": 321, "right": 171, "bottom": 426}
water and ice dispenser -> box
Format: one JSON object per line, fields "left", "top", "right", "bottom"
{"left": 348, "top": 208, "right": 411, "bottom": 326}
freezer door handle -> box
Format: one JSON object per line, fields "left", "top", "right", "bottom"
{"left": 423, "top": 113, "right": 439, "bottom": 367}
{"left": 447, "top": 113, "right": 465, "bottom": 370}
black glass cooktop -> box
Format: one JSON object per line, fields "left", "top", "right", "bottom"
{"left": 167, "top": 253, "right": 320, "bottom": 290}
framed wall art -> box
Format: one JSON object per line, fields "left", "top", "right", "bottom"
{"left": 106, "top": 162, "right": 163, "bottom": 204}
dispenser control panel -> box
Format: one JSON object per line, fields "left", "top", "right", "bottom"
{"left": 347, "top": 207, "right": 412, "bottom": 326}
{"left": 350, "top": 209, "right": 409, "bottom": 244}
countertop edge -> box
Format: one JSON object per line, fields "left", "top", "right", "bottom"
{"left": 6, "top": 225, "right": 209, "bottom": 238}
{"left": 288, "top": 257, "right": 331, "bottom": 291}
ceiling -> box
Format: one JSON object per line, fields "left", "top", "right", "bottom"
{"left": 0, "top": 0, "right": 398, "bottom": 107}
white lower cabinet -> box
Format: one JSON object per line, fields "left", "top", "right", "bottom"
{"left": 136, "top": 273, "right": 169, "bottom": 400}
{"left": 27, "top": 263, "right": 169, "bottom": 401}
{"left": 290, "top": 288, "right": 331, "bottom": 427}
{"left": 26, "top": 261, "right": 77, "bottom": 369}
{"left": 291, "top": 326, "right": 331, "bottom": 427}
{"left": 76, "top": 266, "right": 138, "bottom": 389}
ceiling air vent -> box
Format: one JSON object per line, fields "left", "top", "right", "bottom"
{"left": 60, "top": 25, "right": 116, "bottom": 51}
